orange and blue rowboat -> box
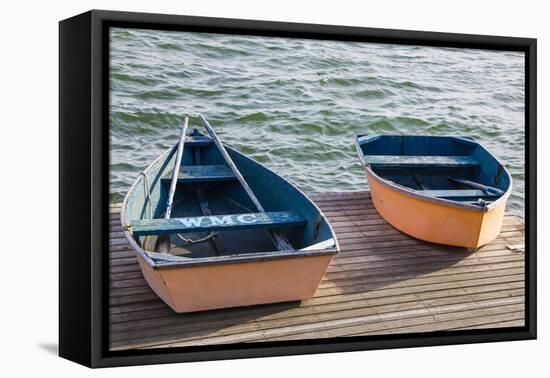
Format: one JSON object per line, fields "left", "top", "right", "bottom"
{"left": 121, "top": 116, "right": 338, "bottom": 313}
{"left": 355, "top": 135, "right": 512, "bottom": 249}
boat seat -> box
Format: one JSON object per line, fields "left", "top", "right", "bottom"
{"left": 364, "top": 155, "right": 479, "bottom": 169}
{"left": 184, "top": 135, "right": 213, "bottom": 147}
{"left": 161, "top": 165, "right": 236, "bottom": 183}
{"left": 130, "top": 211, "right": 307, "bottom": 236}
{"left": 418, "top": 189, "right": 500, "bottom": 198}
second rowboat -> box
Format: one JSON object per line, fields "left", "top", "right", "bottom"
{"left": 355, "top": 134, "right": 512, "bottom": 249}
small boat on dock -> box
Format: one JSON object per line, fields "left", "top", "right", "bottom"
{"left": 355, "top": 135, "right": 512, "bottom": 249}
{"left": 121, "top": 115, "right": 338, "bottom": 313}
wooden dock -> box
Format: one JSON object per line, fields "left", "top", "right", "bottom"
{"left": 109, "top": 191, "right": 525, "bottom": 351}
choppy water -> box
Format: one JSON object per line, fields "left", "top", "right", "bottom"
{"left": 110, "top": 28, "right": 525, "bottom": 216}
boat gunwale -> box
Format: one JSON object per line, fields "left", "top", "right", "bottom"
{"left": 354, "top": 134, "right": 513, "bottom": 213}
{"left": 144, "top": 247, "right": 338, "bottom": 269}
{"left": 121, "top": 135, "right": 340, "bottom": 270}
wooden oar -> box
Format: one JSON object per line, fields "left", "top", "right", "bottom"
{"left": 199, "top": 114, "right": 294, "bottom": 251}
{"left": 156, "top": 117, "right": 189, "bottom": 254}
{"left": 447, "top": 176, "right": 504, "bottom": 196}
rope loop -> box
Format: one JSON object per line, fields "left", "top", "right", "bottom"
{"left": 176, "top": 232, "right": 219, "bottom": 244}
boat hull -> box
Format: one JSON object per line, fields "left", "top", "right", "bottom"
{"left": 121, "top": 130, "right": 339, "bottom": 313}
{"left": 366, "top": 169, "right": 507, "bottom": 249}
{"left": 137, "top": 253, "right": 333, "bottom": 313}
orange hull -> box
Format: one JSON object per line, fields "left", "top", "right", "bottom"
{"left": 366, "top": 170, "right": 507, "bottom": 249}
{"left": 137, "top": 253, "right": 334, "bottom": 313}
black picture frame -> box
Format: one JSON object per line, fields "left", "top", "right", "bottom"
{"left": 59, "top": 9, "right": 537, "bottom": 368}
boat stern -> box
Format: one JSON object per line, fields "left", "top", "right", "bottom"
{"left": 140, "top": 253, "right": 334, "bottom": 313}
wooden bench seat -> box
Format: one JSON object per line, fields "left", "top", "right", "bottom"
{"left": 184, "top": 135, "right": 213, "bottom": 147}
{"left": 130, "top": 211, "right": 306, "bottom": 236}
{"left": 161, "top": 165, "right": 236, "bottom": 183}
{"left": 419, "top": 189, "right": 498, "bottom": 198}
{"left": 364, "top": 155, "right": 479, "bottom": 168}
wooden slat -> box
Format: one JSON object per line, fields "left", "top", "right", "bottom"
{"left": 419, "top": 189, "right": 497, "bottom": 198}
{"left": 109, "top": 284, "right": 524, "bottom": 329}
{"left": 184, "top": 135, "right": 213, "bottom": 147}
{"left": 160, "top": 164, "right": 236, "bottom": 183}
{"left": 363, "top": 155, "right": 479, "bottom": 168}
{"left": 355, "top": 307, "right": 525, "bottom": 336}
{"left": 272, "top": 306, "right": 524, "bottom": 342}
{"left": 136, "top": 298, "right": 523, "bottom": 348}
{"left": 451, "top": 318, "right": 525, "bottom": 330}
{"left": 108, "top": 191, "right": 525, "bottom": 351}
{"left": 108, "top": 273, "right": 524, "bottom": 331}
{"left": 110, "top": 287, "right": 525, "bottom": 348}
{"left": 130, "top": 211, "right": 306, "bottom": 236}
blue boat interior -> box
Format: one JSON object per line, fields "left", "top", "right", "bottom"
{"left": 123, "top": 128, "right": 334, "bottom": 259}
{"left": 356, "top": 135, "right": 510, "bottom": 205}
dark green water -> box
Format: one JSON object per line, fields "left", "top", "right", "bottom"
{"left": 109, "top": 28, "right": 525, "bottom": 216}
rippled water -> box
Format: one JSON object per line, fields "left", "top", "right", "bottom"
{"left": 109, "top": 28, "right": 525, "bottom": 216}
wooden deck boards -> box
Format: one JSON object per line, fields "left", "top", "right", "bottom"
{"left": 108, "top": 191, "right": 525, "bottom": 351}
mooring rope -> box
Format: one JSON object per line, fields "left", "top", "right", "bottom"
{"left": 176, "top": 231, "right": 219, "bottom": 244}
{"left": 171, "top": 194, "right": 219, "bottom": 244}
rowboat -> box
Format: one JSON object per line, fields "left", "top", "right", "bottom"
{"left": 121, "top": 116, "right": 338, "bottom": 313}
{"left": 355, "top": 135, "right": 512, "bottom": 249}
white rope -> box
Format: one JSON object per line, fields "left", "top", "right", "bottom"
{"left": 176, "top": 231, "right": 219, "bottom": 244}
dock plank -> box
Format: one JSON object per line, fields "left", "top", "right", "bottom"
{"left": 108, "top": 191, "right": 525, "bottom": 351}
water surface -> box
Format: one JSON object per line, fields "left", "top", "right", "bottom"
{"left": 110, "top": 28, "right": 525, "bottom": 216}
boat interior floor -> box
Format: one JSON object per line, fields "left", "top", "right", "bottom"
{"left": 163, "top": 185, "right": 303, "bottom": 258}
{"left": 374, "top": 166, "right": 501, "bottom": 203}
